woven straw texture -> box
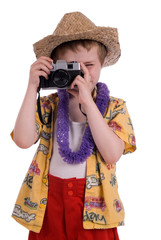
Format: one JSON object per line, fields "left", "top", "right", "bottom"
{"left": 33, "top": 12, "right": 121, "bottom": 66}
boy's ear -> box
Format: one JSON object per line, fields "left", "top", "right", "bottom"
{"left": 102, "top": 56, "right": 108, "bottom": 67}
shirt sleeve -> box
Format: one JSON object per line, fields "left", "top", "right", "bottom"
{"left": 105, "top": 97, "right": 136, "bottom": 154}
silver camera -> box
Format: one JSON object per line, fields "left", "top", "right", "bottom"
{"left": 39, "top": 60, "right": 84, "bottom": 89}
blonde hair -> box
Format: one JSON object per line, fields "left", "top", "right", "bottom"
{"left": 51, "top": 40, "right": 107, "bottom": 65}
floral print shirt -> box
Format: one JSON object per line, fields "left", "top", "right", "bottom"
{"left": 11, "top": 90, "right": 136, "bottom": 233}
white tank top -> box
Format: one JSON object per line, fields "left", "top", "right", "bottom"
{"left": 49, "top": 118, "right": 86, "bottom": 178}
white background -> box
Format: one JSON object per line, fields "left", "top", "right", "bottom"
{"left": 1, "top": 0, "right": 161, "bottom": 239}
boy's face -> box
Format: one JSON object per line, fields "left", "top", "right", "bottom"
{"left": 56, "top": 45, "right": 104, "bottom": 91}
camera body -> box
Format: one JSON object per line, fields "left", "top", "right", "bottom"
{"left": 39, "top": 60, "right": 84, "bottom": 90}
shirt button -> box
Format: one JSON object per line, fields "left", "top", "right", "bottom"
{"left": 68, "top": 182, "right": 73, "bottom": 188}
{"left": 68, "top": 190, "right": 73, "bottom": 196}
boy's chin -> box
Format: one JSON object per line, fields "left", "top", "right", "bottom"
{"left": 66, "top": 89, "right": 77, "bottom": 98}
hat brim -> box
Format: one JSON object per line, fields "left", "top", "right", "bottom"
{"left": 33, "top": 27, "right": 121, "bottom": 67}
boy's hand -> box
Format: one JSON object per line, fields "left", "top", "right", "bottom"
{"left": 67, "top": 62, "right": 93, "bottom": 106}
{"left": 29, "top": 56, "right": 53, "bottom": 90}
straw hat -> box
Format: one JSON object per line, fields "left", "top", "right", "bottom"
{"left": 33, "top": 12, "right": 121, "bottom": 66}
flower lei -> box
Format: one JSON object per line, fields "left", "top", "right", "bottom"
{"left": 57, "top": 82, "right": 110, "bottom": 164}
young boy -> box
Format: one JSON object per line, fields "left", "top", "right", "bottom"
{"left": 11, "top": 12, "right": 136, "bottom": 240}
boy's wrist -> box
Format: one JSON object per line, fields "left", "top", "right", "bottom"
{"left": 27, "top": 82, "right": 38, "bottom": 94}
{"left": 81, "top": 98, "right": 96, "bottom": 115}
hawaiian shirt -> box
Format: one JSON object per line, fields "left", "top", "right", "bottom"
{"left": 10, "top": 90, "right": 136, "bottom": 233}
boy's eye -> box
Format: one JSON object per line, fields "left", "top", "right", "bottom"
{"left": 85, "top": 64, "right": 93, "bottom": 67}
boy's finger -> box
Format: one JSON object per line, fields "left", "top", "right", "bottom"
{"left": 70, "top": 75, "right": 84, "bottom": 89}
{"left": 39, "top": 56, "right": 53, "bottom": 63}
{"left": 80, "top": 62, "right": 89, "bottom": 75}
{"left": 34, "top": 59, "right": 53, "bottom": 70}
{"left": 80, "top": 62, "right": 91, "bottom": 82}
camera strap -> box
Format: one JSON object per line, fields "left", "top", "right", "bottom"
{"left": 37, "top": 88, "right": 51, "bottom": 125}
{"left": 79, "top": 104, "right": 87, "bottom": 117}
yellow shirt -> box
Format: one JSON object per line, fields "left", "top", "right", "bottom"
{"left": 11, "top": 92, "right": 136, "bottom": 233}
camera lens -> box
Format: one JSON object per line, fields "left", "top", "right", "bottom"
{"left": 52, "top": 70, "right": 70, "bottom": 88}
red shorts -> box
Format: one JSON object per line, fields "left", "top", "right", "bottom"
{"left": 28, "top": 174, "right": 119, "bottom": 240}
